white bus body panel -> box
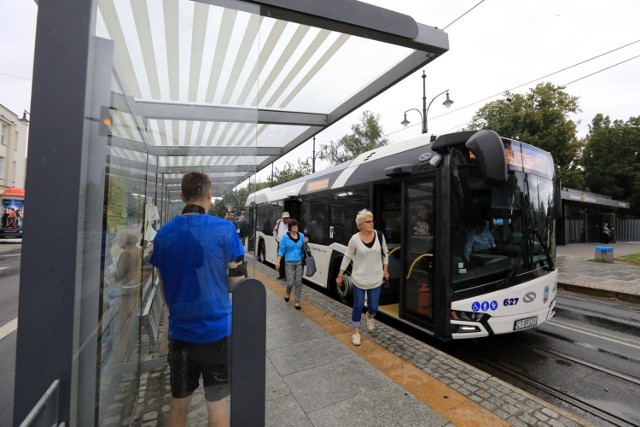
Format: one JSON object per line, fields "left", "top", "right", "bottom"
{"left": 302, "top": 243, "right": 347, "bottom": 288}
{"left": 451, "top": 270, "right": 558, "bottom": 339}
{"left": 256, "top": 235, "right": 345, "bottom": 291}
{"left": 256, "top": 232, "right": 279, "bottom": 265}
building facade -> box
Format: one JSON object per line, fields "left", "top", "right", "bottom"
{"left": 0, "top": 104, "right": 28, "bottom": 191}
{"left": 558, "top": 187, "right": 631, "bottom": 245}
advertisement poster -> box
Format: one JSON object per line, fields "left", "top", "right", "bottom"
{"left": 0, "top": 198, "right": 24, "bottom": 237}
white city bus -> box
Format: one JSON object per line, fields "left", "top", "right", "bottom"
{"left": 246, "top": 130, "right": 560, "bottom": 340}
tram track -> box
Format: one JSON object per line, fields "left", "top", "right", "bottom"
{"left": 467, "top": 320, "right": 640, "bottom": 427}
{"left": 477, "top": 356, "right": 638, "bottom": 427}
{"left": 517, "top": 334, "right": 640, "bottom": 384}
{"left": 557, "top": 293, "right": 640, "bottom": 327}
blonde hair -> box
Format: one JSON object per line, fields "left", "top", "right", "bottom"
{"left": 117, "top": 230, "right": 138, "bottom": 247}
{"left": 355, "top": 209, "right": 373, "bottom": 230}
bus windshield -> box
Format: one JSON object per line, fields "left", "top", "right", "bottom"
{"left": 450, "top": 164, "right": 556, "bottom": 299}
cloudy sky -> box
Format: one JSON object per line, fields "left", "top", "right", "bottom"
{"left": 2, "top": 0, "right": 639, "bottom": 178}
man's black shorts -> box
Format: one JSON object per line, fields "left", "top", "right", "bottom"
{"left": 168, "top": 336, "right": 230, "bottom": 402}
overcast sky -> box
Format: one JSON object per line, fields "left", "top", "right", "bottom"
{"left": 2, "top": 0, "right": 639, "bottom": 181}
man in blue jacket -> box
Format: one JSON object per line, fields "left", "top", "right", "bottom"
{"left": 151, "top": 171, "right": 246, "bottom": 426}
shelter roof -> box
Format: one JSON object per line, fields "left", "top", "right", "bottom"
{"left": 99, "top": 0, "right": 449, "bottom": 197}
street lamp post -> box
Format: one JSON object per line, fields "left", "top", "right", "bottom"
{"left": 304, "top": 136, "right": 325, "bottom": 173}
{"left": 401, "top": 70, "right": 453, "bottom": 134}
{"left": 312, "top": 136, "right": 317, "bottom": 173}
{"left": 19, "top": 110, "right": 30, "bottom": 123}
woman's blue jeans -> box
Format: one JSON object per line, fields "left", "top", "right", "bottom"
{"left": 351, "top": 284, "right": 382, "bottom": 328}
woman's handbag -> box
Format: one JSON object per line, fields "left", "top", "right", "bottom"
{"left": 304, "top": 244, "right": 316, "bottom": 276}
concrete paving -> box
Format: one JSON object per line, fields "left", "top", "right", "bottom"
{"left": 556, "top": 242, "right": 640, "bottom": 302}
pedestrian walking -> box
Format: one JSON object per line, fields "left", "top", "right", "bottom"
{"left": 336, "top": 209, "right": 389, "bottom": 346}
{"left": 275, "top": 218, "right": 306, "bottom": 310}
{"left": 273, "top": 211, "right": 290, "bottom": 279}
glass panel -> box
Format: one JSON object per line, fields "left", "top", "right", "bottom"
{"left": 327, "top": 186, "right": 368, "bottom": 246}
{"left": 450, "top": 164, "right": 555, "bottom": 299}
{"left": 302, "top": 193, "right": 329, "bottom": 244}
{"left": 375, "top": 183, "right": 402, "bottom": 307}
{"left": 402, "top": 181, "right": 435, "bottom": 322}
{"left": 86, "top": 0, "right": 262, "bottom": 424}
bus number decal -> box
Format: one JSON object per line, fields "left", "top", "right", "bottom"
{"left": 503, "top": 298, "right": 519, "bottom": 306}
{"left": 471, "top": 300, "right": 499, "bottom": 312}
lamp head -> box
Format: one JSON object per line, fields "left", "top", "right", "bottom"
{"left": 443, "top": 92, "right": 454, "bottom": 108}
{"left": 401, "top": 113, "right": 410, "bottom": 127}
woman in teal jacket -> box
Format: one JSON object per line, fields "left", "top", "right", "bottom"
{"left": 276, "top": 219, "right": 306, "bottom": 309}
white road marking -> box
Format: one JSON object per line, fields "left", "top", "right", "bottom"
{"left": 547, "top": 318, "right": 640, "bottom": 350}
{"left": 0, "top": 318, "right": 18, "bottom": 342}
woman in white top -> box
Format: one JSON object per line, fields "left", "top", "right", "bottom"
{"left": 336, "top": 209, "right": 389, "bottom": 346}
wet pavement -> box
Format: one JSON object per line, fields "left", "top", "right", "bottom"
{"left": 556, "top": 242, "right": 640, "bottom": 302}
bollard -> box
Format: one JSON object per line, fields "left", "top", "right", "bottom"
{"left": 594, "top": 246, "right": 614, "bottom": 263}
{"left": 231, "top": 277, "right": 266, "bottom": 426}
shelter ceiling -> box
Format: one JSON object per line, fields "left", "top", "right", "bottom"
{"left": 97, "top": 0, "right": 448, "bottom": 197}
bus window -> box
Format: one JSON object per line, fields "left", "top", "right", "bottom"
{"left": 328, "top": 187, "right": 367, "bottom": 245}
{"left": 303, "top": 201, "right": 327, "bottom": 244}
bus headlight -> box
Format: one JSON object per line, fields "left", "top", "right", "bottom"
{"left": 450, "top": 310, "right": 487, "bottom": 322}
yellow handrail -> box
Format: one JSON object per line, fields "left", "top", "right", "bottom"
{"left": 388, "top": 246, "right": 401, "bottom": 257}
{"left": 406, "top": 253, "right": 433, "bottom": 279}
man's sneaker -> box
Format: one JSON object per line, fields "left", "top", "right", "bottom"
{"left": 366, "top": 314, "right": 375, "bottom": 332}
{"left": 351, "top": 333, "right": 361, "bottom": 346}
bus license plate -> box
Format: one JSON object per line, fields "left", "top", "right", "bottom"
{"left": 513, "top": 316, "right": 538, "bottom": 331}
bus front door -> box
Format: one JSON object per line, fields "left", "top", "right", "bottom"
{"left": 400, "top": 178, "right": 436, "bottom": 329}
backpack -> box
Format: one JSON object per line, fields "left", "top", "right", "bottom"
{"left": 273, "top": 218, "right": 282, "bottom": 237}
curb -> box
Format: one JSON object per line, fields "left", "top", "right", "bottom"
{"left": 558, "top": 281, "right": 640, "bottom": 305}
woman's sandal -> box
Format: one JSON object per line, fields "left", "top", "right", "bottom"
{"left": 294, "top": 303, "right": 301, "bottom": 310}
{"left": 284, "top": 294, "right": 290, "bottom": 302}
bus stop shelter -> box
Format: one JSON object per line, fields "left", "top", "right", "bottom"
{"left": 15, "top": 1, "right": 449, "bottom": 425}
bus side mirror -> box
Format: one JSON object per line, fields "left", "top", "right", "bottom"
{"left": 465, "top": 130, "right": 507, "bottom": 184}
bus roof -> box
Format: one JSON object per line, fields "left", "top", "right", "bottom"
{"left": 246, "top": 135, "right": 433, "bottom": 205}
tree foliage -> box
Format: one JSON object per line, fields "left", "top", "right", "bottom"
{"left": 582, "top": 114, "right": 640, "bottom": 217}
{"left": 269, "top": 159, "right": 310, "bottom": 186}
{"left": 469, "top": 83, "right": 583, "bottom": 188}
{"left": 321, "top": 111, "right": 388, "bottom": 165}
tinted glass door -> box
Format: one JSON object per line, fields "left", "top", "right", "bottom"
{"left": 400, "top": 177, "right": 436, "bottom": 328}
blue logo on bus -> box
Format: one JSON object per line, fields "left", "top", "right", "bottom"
{"left": 472, "top": 300, "right": 498, "bottom": 312}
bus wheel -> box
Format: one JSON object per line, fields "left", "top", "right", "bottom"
{"left": 257, "top": 241, "right": 266, "bottom": 264}
{"left": 335, "top": 270, "right": 353, "bottom": 305}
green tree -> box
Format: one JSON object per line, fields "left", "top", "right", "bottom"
{"left": 321, "top": 111, "right": 388, "bottom": 165}
{"left": 269, "top": 160, "right": 309, "bottom": 186}
{"left": 469, "top": 83, "right": 583, "bottom": 188}
{"left": 582, "top": 114, "right": 640, "bottom": 217}
{"left": 209, "top": 199, "right": 228, "bottom": 217}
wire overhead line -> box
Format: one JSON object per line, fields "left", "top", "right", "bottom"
{"left": 442, "top": 0, "right": 486, "bottom": 31}
{"left": 396, "top": 39, "right": 640, "bottom": 136}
